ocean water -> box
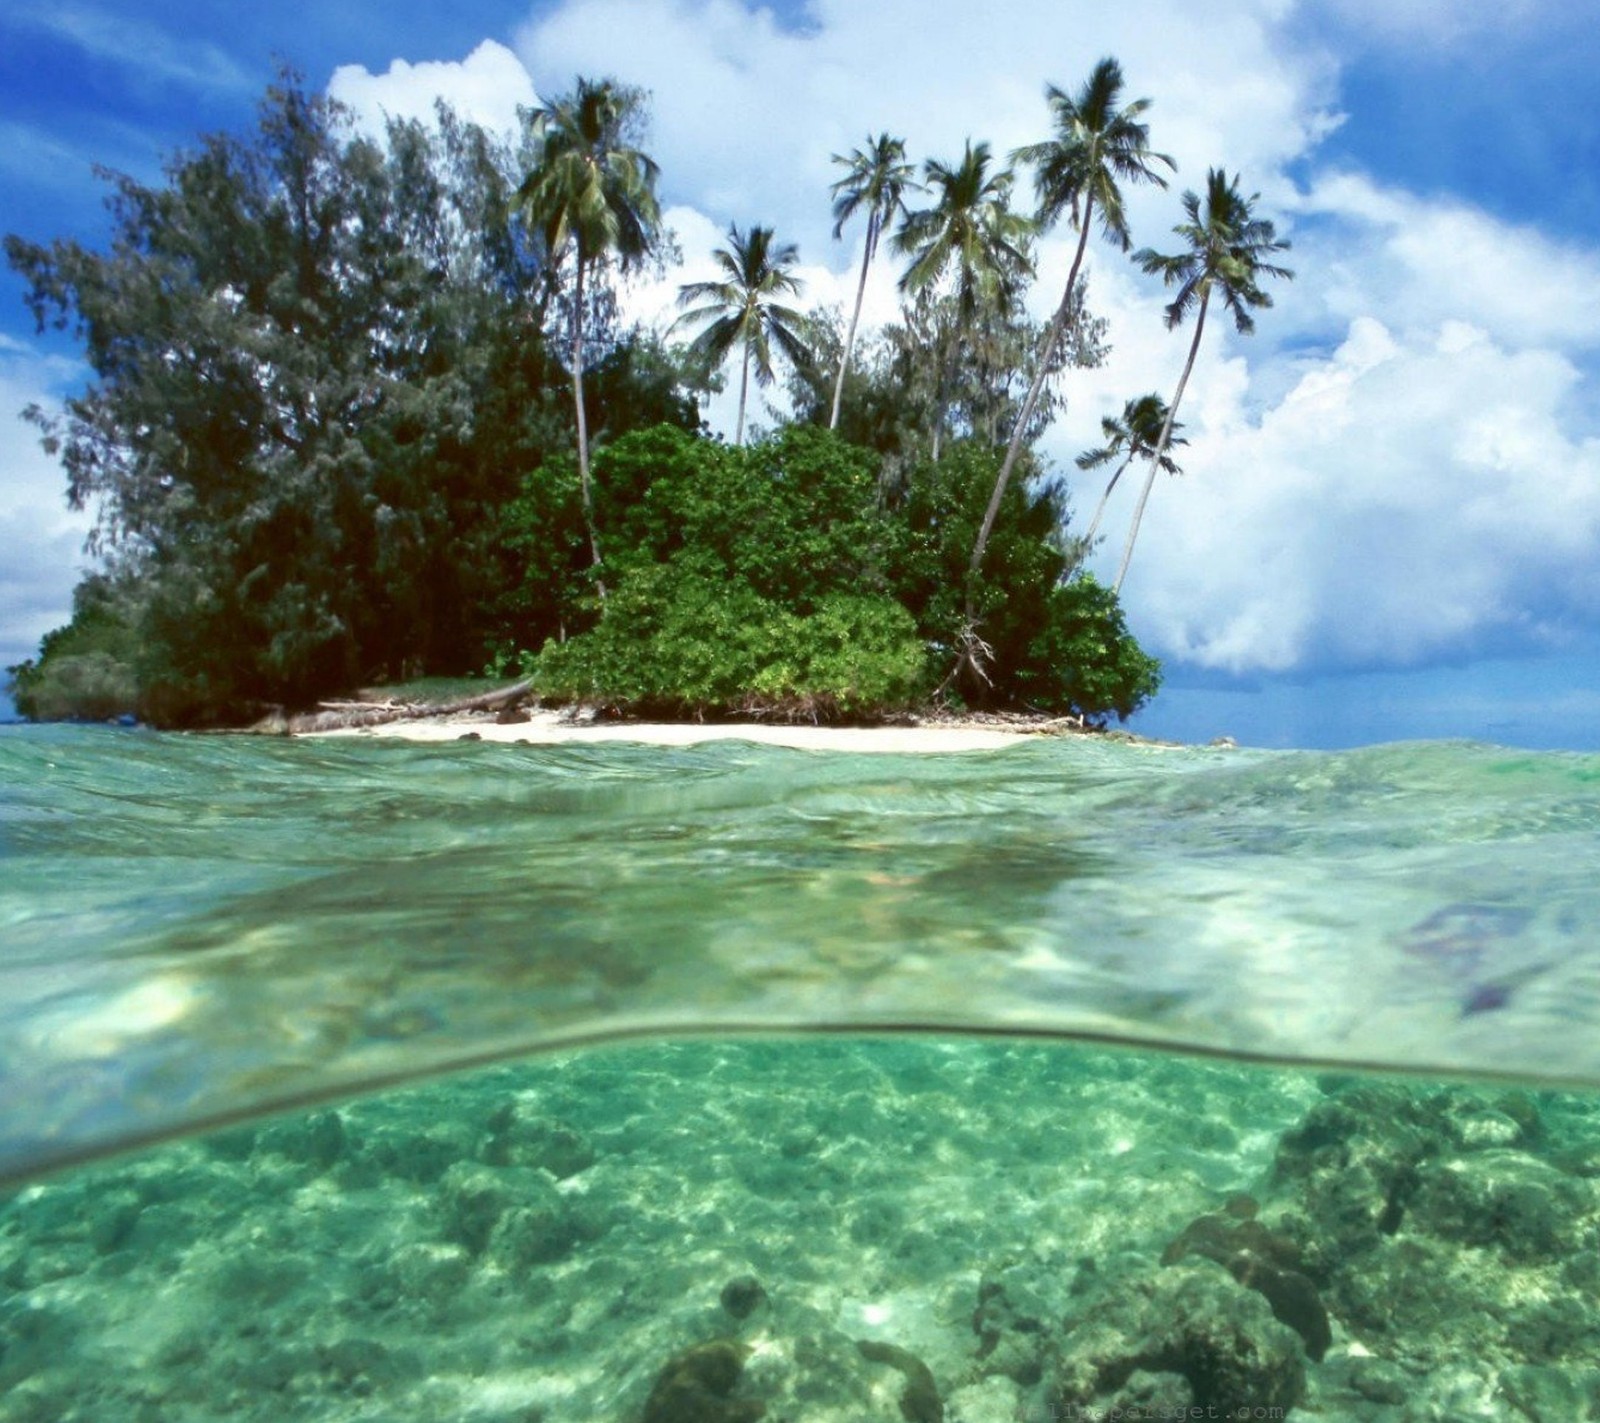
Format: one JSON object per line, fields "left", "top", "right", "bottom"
{"left": 3, "top": 726, "right": 1600, "bottom": 1421}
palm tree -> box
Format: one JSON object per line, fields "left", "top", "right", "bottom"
{"left": 970, "top": 59, "right": 1173, "bottom": 592}
{"left": 827, "top": 134, "right": 918, "bottom": 431}
{"left": 674, "top": 224, "right": 810, "bottom": 445}
{"left": 517, "top": 78, "right": 662, "bottom": 585}
{"left": 894, "top": 141, "right": 1034, "bottom": 460}
{"left": 1077, "top": 393, "right": 1186, "bottom": 545}
{"left": 1115, "top": 168, "right": 1292, "bottom": 592}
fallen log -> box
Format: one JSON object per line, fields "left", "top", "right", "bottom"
{"left": 249, "top": 679, "right": 535, "bottom": 735}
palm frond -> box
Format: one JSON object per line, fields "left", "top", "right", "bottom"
{"left": 671, "top": 222, "right": 811, "bottom": 430}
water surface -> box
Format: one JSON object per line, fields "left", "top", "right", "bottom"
{"left": 4, "top": 725, "right": 1598, "bottom": 1184}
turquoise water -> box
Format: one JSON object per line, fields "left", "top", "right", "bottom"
{"left": 4, "top": 726, "right": 1600, "bottom": 1420}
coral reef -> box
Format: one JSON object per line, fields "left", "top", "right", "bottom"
{"left": 3, "top": 1042, "right": 1600, "bottom": 1423}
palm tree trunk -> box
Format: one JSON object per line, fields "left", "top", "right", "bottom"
{"left": 829, "top": 217, "right": 877, "bottom": 431}
{"left": 1115, "top": 292, "right": 1208, "bottom": 594}
{"left": 929, "top": 318, "right": 949, "bottom": 464}
{"left": 1083, "top": 454, "right": 1135, "bottom": 544}
{"left": 966, "top": 200, "right": 1096, "bottom": 615}
{"left": 571, "top": 253, "right": 606, "bottom": 600}
{"left": 735, "top": 343, "right": 751, "bottom": 446}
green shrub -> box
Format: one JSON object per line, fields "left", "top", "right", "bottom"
{"left": 593, "top": 423, "right": 895, "bottom": 609}
{"left": 534, "top": 561, "right": 927, "bottom": 719}
{"left": 7, "top": 577, "right": 140, "bottom": 721}
{"left": 8, "top": 651, "right": 138, "bottom": 722}
{"left": 518, "top": 426, "right": 1160, "bottom": 724}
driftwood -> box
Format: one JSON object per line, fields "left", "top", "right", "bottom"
{"left": 252, "top": 678, "right": 535, "bottom": 735}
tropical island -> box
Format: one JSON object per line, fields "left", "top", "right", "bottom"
{"left": 4, "top": 61, "right": 1289, "bottom": 732}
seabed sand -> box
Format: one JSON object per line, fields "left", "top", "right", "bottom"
{"left": 308, "top": 709, "right": 1074, "bottom": 753}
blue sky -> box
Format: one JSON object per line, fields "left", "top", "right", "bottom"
{"left": 2, "top": 0, "right": 1598, "bottom": 748}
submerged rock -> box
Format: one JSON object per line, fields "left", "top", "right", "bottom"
{"left": 483, "top": 1102, "right": 596, "bottom": 1179}
{"left": 1407, "top": 1152, "right": 1585, "bottom": 1262}
{"left": 1163, "top": 1204, "right": 1332, "bottom": 1360}
{"left": 436, "top": 1162, "right": 520, "bottom": 1254}
{"left": 1264, "top": 1073, "right": 1600, "bottom": 1398}
{"left": 1499, "top": 1363, "right": 1589, "bottom": 1423}
{"left": 255, "top": 1109, "right": 346, "bottom": 1171}
{"left": 1047, "top": 1257, "right": 1307, "bottom": 1418}
{"left": 972, "top": 1254, "right": 1084, "bottom": 1386}
{"left": 719, "top": 1275, "right": 768, "bottom": 1320}
{"left": 640, "top": 1339, "right": 765, "bottom": 1423}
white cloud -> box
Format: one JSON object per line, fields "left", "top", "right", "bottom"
{"left": 0, "top": 122, "right": 106, "bottom": 193}
{"left": 1103, "top": 316, "right": 1600, "bottom": 673}
{"left": 0, "top": 353, "right": 95, "bottom": 668}
{"left": 1291, "top": 173, "right": 1600, "bottom": 351}
{"left": 514, "top": 0, "right": 1337, "bottom": 259}
{"left": 317, "top": 0, "right": 1600, "bottom": 682}
{"left": 1313, "top": 0, "right": 1541, "bottom": 45}
{"left": 8, "top": 3, "right": 252, "bottom": 93}
{"left": 328, "top": 40, "right": 537, "bottom": 138}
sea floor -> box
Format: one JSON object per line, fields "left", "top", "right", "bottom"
{"left": 3, "top": 1037, "right": 1599, "bottom": 1422}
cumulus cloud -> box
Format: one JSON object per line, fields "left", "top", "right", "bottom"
{"left": 1105, "top": 316, "right": 1600, "bottom": 673}
{"left": 315, "top": 0, "right": 1600, "bottom": 682}
{"left": 1290, "top": 173, "right": 1600, "bottom": 351}
{"left": 328, "top": 40, "right": 537, "bottom": 137}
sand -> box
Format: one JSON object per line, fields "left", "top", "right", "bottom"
{"left": 306, "top": 709, "right": 1066, "bottom": 753}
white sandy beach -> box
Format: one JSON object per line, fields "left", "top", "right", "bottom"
{"left": 309, "top": 709, "right": 1052, "bottom": 752}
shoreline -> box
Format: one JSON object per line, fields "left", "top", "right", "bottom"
{"left": 302, "top": 708, "right": 1164, "bottom": 754}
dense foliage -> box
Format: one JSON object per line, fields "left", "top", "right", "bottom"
{"left": 6, "top": 63, "right": 1197, "bottom": 729}
{"left": 5, "top": 78, "right": 695, "bottom": 724}
{"left": 6, "top": 575, "right": 141, "bottom": 722}
{"left": 529, "top": 425, "right": 1159, "bottom": 720}
{"left": 534, "top": 426, "right": 925, "bottom": 716}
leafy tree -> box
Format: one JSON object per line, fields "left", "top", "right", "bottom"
{"left": 787, "top": 296, "right": 1104, "bottom": 505}
{"left": 5, "top": 76, "right": 632, "bottom": 723}
{"left": 783, "top": 310, "right": 910, "bottom": 461}
{"left": 517, "top": 77, "right": 663, "bottom": 580}
{"left": 881, "top": 440, "right": 1155, "bottom": 717}
{"left": 893, "top": 141, "right": 1035, "bottom": 461}
{"left": 1077, "top": 392, "right": 1186, "bottom": 545}
{"left": 827, "top": 133, "right": 918, "bottom": 430}
{"left": 674, "top": 223, "right": 810, "bottom": 445}
{"left": 972, "top": 59, "right": 1172, "bottom": 592}
{"left": 1015, "top": 574, "right": 1162, "bottom": 721}
{"left": 1117, "top": 168, "right": 1292, "bottom": 591}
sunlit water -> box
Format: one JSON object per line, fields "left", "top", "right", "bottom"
{"left": 3, "top": 725, "right": 1600, "bottom": 1421}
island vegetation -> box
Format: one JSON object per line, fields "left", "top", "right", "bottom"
{"left": 5, "top": 60, "right": 1290, "bottom": 729}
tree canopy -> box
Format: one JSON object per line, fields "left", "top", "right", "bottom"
{"left": 517, "top": 77, "right": 664, "bottom": 585}
{"left": 5, "top": 75, "right": 692, "bottom": 723}
{"left": 971, "top": 59, "right": 1174, "bottom": 610}
{"left": 0, "top": 55, "right": 1304, "bottom": 732}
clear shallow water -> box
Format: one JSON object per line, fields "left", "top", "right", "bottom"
{"left": 5, "top": 1037, "right": 1600, "bottom": 1422}
{"left": 5, "top": 725, "right": 1600, "bottom": 1420}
